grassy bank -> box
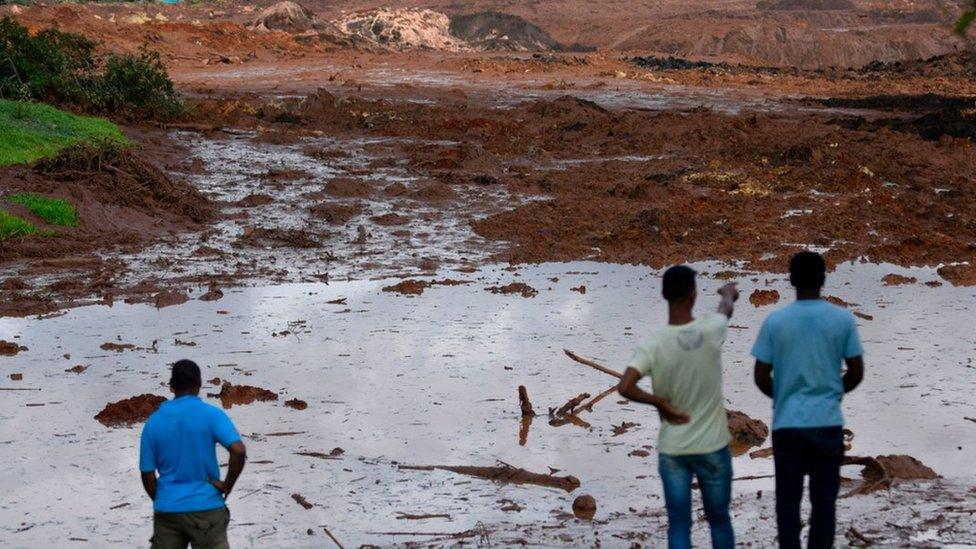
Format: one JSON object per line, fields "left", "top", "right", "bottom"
{"left": 0, "top": 99, "right": 127, "bottom": 165}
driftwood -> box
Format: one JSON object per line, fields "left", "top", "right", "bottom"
{"left": 322, "top": 526, "right": 345, "bottom": 549}
{"left": 552, "top": 392, "right": 590, "bottom": 417}
{"left": 564, "top": 349, "right": 623, "bottom": 378}
{"left": 841, "top": 455, "right": 939, "bottom": 497}
{"left": 399, "top": 462, "right": 580, "bottom": 492}
{"left": 518, "top": 385, "right": 536, "bottom": 417}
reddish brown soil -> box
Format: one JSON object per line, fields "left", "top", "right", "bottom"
{"left": 94, "top": 394, "right": 166, "bottom": 427}
{"left": 727, "top": 409, "right": 770, "bottom": 455}
{"left": 882, "top": 273, "right": 918, "bottom": 286}
{"left": 749, "top": 289, "right": 781, "bottom": 306}
{"left": 843, "top": 454, "right": 940, "bottom": 494}
{"left": 218, "top": 382, "right": 279, "bottom": 408}
{"left": 485, "top": 282, "right": 539, "bottom": 298}
{"left": 0, "top": 340, "right": 27, "bottom": 356}
{"left": 382, "top": 278, "right": 473, "bottom": 296}
{"left": 285, "top": 398, "right": 309, "bottom": 410}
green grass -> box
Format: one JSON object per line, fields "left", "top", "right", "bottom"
{"left": 0, "top": 210, "right": 36, "bottom": 239}
{"left": 8, "top": 192, "right": 78, "bottom": 226}
{"left": 0, "top": 99, "right": 127, "bottom": 165}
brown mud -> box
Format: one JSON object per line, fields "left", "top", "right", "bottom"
{"left": 843, "top": 454, "right": 940, "bottom": 495}
{"left": 217, "top": 382, "right": 279, "bottom": 408}
{"left": 0, "top": 340, "right": 27, "bottom": 356}
{"left": 94, "top": 394, "right": 166, "bottom": 427}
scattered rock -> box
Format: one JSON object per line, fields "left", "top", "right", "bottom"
{"left": 339, "top": 8, "right": 460, "bottom": 51}
{"left": 95, "top": 394, "right": 166, "bottom": 427}
{"left": 0, "top": 340, "right": 27, "bottom": 356}
{"left": 248, "top": 1, "right": 316, "bottom": 32}
{"left": 285, "top": 398, "right": 308, "bottom": 410}
{"left": 882, "top": 273, "right": 917, "bottom": 286}
{"left": 749, "top": 289, "right": 780, "bottom": 306}
{"left": 154, "top": 290, "right": 189, "bottom": 309}
{"left": 571, "top": 494, "right": 597, "bottom": 520}
{"left": 199, "top": 286, "right": 224, "bottom": 302}
{"left": 10, "top": 373, "right": 23, "bottom": 381}
{"left": 485, "top": 282, "right": 538, "bottom": 298}
{"left": 100, "top": 342, "right": 136, "bottom": 352}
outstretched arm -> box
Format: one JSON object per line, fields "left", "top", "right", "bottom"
{"left": 617, "top": 367, "right": 690, "bottom": 425}
{"left": 716, "top": 282, "right": 739, "bottom": 319}
{"left": 209, "top": 441, "right": 247, "bottom": 499}
{"left": 754, "top": 360, "right": 774, "bottom": 398}
{"left": 843, "top": 356, "right": 864, "bottom": 393}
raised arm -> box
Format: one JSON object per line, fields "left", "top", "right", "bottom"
{"left": 754, "top": 360, "right": 774, "bottom": 398}
{"left": 716, "top": 282, "right": 740, "bottom": 319}
{"left": 617, "top": 367, "right": 690, "bottom": 425}
{"left": 842, "top": 356, "right": 864, "bottom": 393}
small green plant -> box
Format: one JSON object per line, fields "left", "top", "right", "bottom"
{"left": 957, "top": 1, "right": 975, "bottom": 34}
{"left": 0, "top": 210, "right": 36, "bottom": 239}
{"left": 8, "top": 192, "right": 78, "bottom": 226}
{"left": 94, "top": 49, "right": 183, "bottom": 119}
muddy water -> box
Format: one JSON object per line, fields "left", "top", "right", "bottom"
{"left": 0, "top": 261, "right": 972, "bottom": 547}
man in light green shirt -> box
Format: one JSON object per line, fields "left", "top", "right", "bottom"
{"left": 618, "top": 265, "right": 738, "bottom": 549}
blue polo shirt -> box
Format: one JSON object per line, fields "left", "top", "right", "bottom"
{"left": 751, "top": 299, "right": 864, "bottom": 431}
{"left": 139, "top": 395, "right": 242, "bottom": 513}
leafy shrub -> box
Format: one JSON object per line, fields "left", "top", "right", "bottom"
{"left": 8, "top": 192, "right": 78, "bottom": 226}
{"left": 0, "top": 17, "right": 181, "bottom": 119}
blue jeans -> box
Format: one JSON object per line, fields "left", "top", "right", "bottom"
{"left": 658, "top": 446, "right": 734, "bottom": 549}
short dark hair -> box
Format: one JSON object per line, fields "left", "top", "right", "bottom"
{"left": 170, "top": 359, "right": 202, "bottom": 391}
{"left": 789, "top": 251, "right": 826, "bottom": 289}
{"left": 662, "top": 265, "right": 697, "bottom": 302}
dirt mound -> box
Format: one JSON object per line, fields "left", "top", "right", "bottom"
{"left": 843, "top": 454, "right": 939, "bottom": 495}
{"left": 485, "top": 282, "right": 538, "bottom": 298}
{"left": 937, "top": 264, "right": 976, "bottom": 286}
{"left": 95, "top": 394, "right": 166, "bottom": 427}
{"left": 727, "top": 410, "right": 769, "bottom": 455}
{"left": 757, "top": 0, "right": 855, "bottom": 10}
{"left": 33, "top": 144, "right": 213, "bottom": 224}
{"left": 248, "top": 1, "right": 316, "bottom": 33}
{"left": 309, "top": 202, "right": 362, "bottom": 224}
{"left": 338, "top": 8, "right": 461, "bottom": 51}
{"left": 749, "top": 289, "right": 781, "bottom": 306}
{"left": 449, "top": 11, "right": 562, "bottom": 52}
{"left": 0, "top": 340, "right": 27, "bottom": 356}
{"left": 218, "top": 382, "right": 278, "bottom": 408}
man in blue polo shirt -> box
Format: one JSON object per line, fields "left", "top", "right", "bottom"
{"left": 140, "top": 360, "right": 247, "bottom": 549}
{"left": 752, "top": 252, "right": 865, "bottom": 549}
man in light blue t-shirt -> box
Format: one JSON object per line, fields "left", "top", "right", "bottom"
{"left": 140, "top": 360, "right": 247, "bottom": 549}
{"left": 752, "top": 252, "right": 865, "bottom": 549}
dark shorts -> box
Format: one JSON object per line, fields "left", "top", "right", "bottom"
{"left": 151, "top": 507, "right": 230, "bottom": 549}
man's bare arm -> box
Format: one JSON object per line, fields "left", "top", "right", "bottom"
{"left": 617, "top": 367, "right": 690, "bottom": 425}
{"left": 843, "top": 356, "right": 864, "bottom": 393}
{"left": 754, "top": 360, "right": 774, "bottom": 398}
{"left": 141, "top": 472, "right": 157, "bottom": 500}
{"left": 208, "top": 441, "right": 247, "bottom": 499}
{"left": 717, "top": 282, "right": 739, "bottom": 319}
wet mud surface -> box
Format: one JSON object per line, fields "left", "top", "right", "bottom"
{"left": 1, "top": 262, "right": 973, "bottom": 547}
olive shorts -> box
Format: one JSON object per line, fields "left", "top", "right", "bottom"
{"left": 150, "top": 507, "right": 230, "bottom": 549}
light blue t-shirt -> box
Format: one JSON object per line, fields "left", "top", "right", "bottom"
{"left": 751, "top": 299, "right": 864, "bottom": 431}
{"left": 139, "top": 395, "right": 242, "bottom": 513}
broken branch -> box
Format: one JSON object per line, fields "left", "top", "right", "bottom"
{"left": 564, "top": 349, "right": 623, "bottom": 378}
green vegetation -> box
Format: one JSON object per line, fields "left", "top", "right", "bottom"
{"left": 0, "top": 17, "right": 182, "bottom": 119}
{"left": 957, "top": 1, "right": 975, "bottom": 34}
{"left": 0, "top": 210, "right": 36, "bottom": 239}
{"left": 8, "top": 192, "right": 78, "bottom": 226}
{"left": 0, "top": 99, "right": 126, "bottom": 165}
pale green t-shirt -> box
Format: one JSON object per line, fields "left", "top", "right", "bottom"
{"left": 628, "top": 312, "right": 731, "bottom": 456}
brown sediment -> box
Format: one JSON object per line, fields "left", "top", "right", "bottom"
{"left": 238, "top": 227, "right": 320, "bottom": 248}
{"left": 65, "top": 365, "right": 88, "bottom": 374}
{"left": 234, "top": 194, "right": 275, "bottom": 207}
{"left": 100, "top": 342, "right": 136, "bottom": 352}
{"left": 0, "top": 340, "right": 27, "bottom": 356}
{"left": 296, "top": 447, "right": 344, "bottom": 459}
{"left": 882, "top": 273, "right": 917, "bottom": 286}
{"left": 382, "top": 279, "right": 430, "bottom": 296}
{"left": 842, "top": 454, "right": 939, "bottom": 496}
{"left": 309, "top": 202, "right": 363, "bottom": 224}
{"left": 154, "top": 290, "right": 189, "bottom": 309}
{"left": 570, "top": 285, "right": 586, "bottom": 294}
{"left": 727, "top": 410, "right": 770, "bottom": 456}
{"left": 285, "top": 398, "right": 308, "bottom": 410}
{"left": 199, "top": 286, "right": 224, "bottom": 302}
{"left": 749, "top": 289, "right": 780, "bottom": 307}
{"left": 218, "top": 382, "right": 278, "bottom": 408}
{"left": 572, "top": 494, "right": 597, "bottom": 520}
{"left": 370, "top": 213, "right": 411, "bottom": 226}
{"left": 937, "top": 264, "right": 976, "bottom": 287}
{"left": 485, "top": 282, "right": 538, "bottom": 298}
{"left": 95, "top": 394, "right": 166, "bottom": 427}
{"left": 400, "top": 463, "right": 581, "bottom": 492}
